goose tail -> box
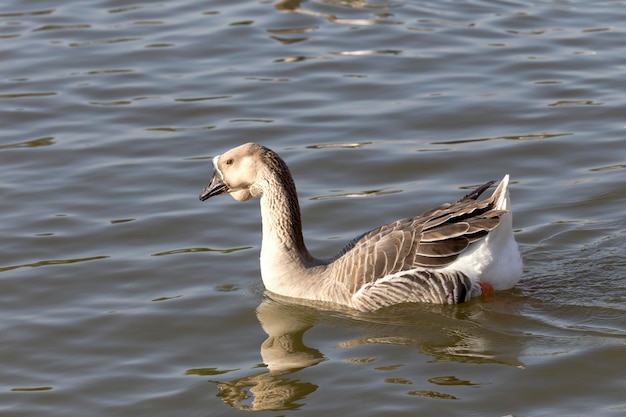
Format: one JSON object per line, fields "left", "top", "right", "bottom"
{"left": 444, "top": 174, "right": 523, "bottom": 291}
{"left": 481, "top": 174, "right": 522, "bottom": 290}
{"left": 491, "top": 173, "right": 511, "bottom": 211}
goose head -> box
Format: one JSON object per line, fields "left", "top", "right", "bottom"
{"left": 199, "top": 142, "right": 266, "bottom": 202}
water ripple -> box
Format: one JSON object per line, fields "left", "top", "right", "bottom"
{"left": 0, "top": 256, "right": 109, "bottom": 273}
{"left": 0, "top": 136, "right": 55, "bottom": 150}
{"left": 1, "top": 0, "right": 625, "bottom": 415}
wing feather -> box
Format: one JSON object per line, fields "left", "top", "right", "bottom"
{"left": 328, "top": 180, "right": 506, "bottom": 295}
{"left": 351, "top": 269, "right": 478, "bottom": 311}
{"left": 421, "top": 223, "right": 470, "bottom": 242}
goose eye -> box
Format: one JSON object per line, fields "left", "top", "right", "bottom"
{"left": 225, "top": 158, "right": 234, "bottom": 165}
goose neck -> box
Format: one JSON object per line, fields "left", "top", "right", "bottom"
{"left": 258, "top": 169, "right": 315, "bottom": 269}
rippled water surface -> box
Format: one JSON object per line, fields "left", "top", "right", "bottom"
{"left": 1, "top": 1, "right": 625, "bottom": 416}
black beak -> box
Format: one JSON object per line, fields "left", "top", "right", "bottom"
{"left": 199, "top": 172, "right": 228, "bottom": 201}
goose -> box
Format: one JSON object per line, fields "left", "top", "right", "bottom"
{"left": 200, "top": 143, "right": 523, "bottom": 312}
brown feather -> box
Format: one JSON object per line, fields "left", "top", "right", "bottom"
{"left": 329, "top": 181, "right": 507, "bottom": 284}
{"left": 417, "top": 236, "right": 470, "bottom": 257}
{"left": 421, "top": 222, "right": 470, "bottom": 242}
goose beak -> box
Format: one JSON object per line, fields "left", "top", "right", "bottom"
{"left": 199, "top": 172, "right": 228, "bottom": 201}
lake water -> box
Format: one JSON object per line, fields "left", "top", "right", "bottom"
{"left": 1, "top": 0, "right": 625, "bottom": 416}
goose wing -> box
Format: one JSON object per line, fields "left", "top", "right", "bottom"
{"left": 329, "top": 187, "right": 507, "bottom": 297}
{"left": 351, "top": 269, "right": 477, "bottom": 311}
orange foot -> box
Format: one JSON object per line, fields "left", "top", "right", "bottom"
{"left": 479, "top": 282, "right": 496, "bottom": 297}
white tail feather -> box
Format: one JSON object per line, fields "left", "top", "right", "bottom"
{"left": 443, "top": 174, "right": 522, "bottom": 290}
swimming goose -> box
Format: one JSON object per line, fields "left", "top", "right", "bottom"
{"left": 200, "top": 143, "right": 523, "bottom": 312}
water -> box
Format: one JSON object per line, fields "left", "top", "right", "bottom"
{"left": 1, "top": 0, "right": 625, "bottom": 416}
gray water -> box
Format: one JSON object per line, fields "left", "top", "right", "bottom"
{"left": 1, "top": 1, "right": 625, "bottom": 416}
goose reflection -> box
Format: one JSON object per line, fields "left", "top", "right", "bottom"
{"left": 210, "top": 295, "right": 525, "bottom": 411}
{"left": 211, "top": 298, "right": 323, "bottom": 411}
{"left": 256, "top": 297, "right": 325, "bottom": 372}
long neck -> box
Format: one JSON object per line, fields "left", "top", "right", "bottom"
{"left": 257, "top": 155, "right": 320, "bottom": 296}
{"left": 260, "top": 171, "right": 311, "bottom": 261}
